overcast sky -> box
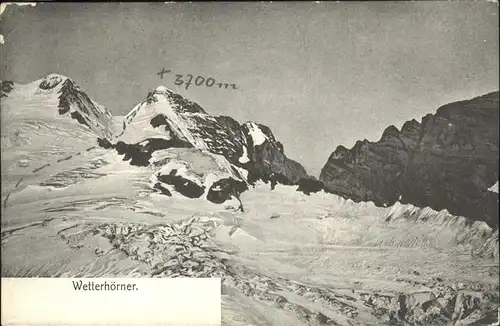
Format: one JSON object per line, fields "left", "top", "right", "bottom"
{"left": 1, "top": 2, "right": 498, "bottom": 176}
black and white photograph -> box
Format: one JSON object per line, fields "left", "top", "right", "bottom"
{"left": 1, "top": 2, "right": 499, "bottom": 325}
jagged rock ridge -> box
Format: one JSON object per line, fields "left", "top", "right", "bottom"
{"left": 320, "top": 91, "right": 500, "bottom": 228}
{"left": 41, "top": 74, "right": 115, "bottom": 139}
{"left": 100, "top": 85, "right": 310, "bottom": 203}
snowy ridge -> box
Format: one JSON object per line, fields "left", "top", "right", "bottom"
{"left": 385, "top": 202, "right": 497, "bottom": 254}
{"left": 45, "top": 74, "right": 114, "bottom": 138}
{"left": 119, "top": 102, "right": 176, "bottom": 144}
{"left": 158, "top": 94, "right": 209, "bottom": 149}
{"left": 4, "top": 74, "right": 115, "bottom": 139}
{"left": 117, "top": 85, "right": 302, "bottom": 172}
{"left": 118, "top": 87, "right": 208, "bottom": 149}
{"left": 257, "top": 185, "right": 499, "bottom": 256}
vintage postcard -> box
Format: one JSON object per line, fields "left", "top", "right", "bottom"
{"left": 1, "top": 2, "right": 499, "bottom": 325}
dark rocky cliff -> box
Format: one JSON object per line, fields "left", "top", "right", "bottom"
{"left": 320, "top": 92, "right": 499, "bottom": 228}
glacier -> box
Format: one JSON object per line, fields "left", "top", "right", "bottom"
{"left": 1, "top": 75, "right": 498, "bottom": 326}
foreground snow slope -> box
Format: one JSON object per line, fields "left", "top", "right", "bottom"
{"left": 2, "top": 148, "right": 498, "bottom": 325}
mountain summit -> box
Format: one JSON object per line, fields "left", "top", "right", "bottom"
{"left": 2, "top": 73, "right": 115, "bottom": 139}
{"left": 2, "top": 74, "right": 310, "bottom": 205}
{"left": 97, "top": 83, "right": 309, "bottom": 203}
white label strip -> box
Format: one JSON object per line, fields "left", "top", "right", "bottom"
{"left": 1, "top": 278, "right": 221, "bottom": 325}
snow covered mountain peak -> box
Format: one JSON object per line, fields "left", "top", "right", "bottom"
{"left": 3, "top": 74, "right": 116, "bottom": 139}
{"left": 109, "top": 85, "right": 309, "bottom": 196}
{"left": 153, "top": 85, "right": 175, "bottom": 95}
{"left": 38, "top": 73, "right": 68, "bottom": 90}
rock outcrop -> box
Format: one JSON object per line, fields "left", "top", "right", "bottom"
{"left": 239, "top": 122, "right": 307, "bottom": 184}
{"left": 320, "top": 92, "right": 499, "bottom": 228}
{"left": 207, "top": 178, "right": 248, "bottom": 204}
{"left": 148, "top": 148, "right": 249, "bottom": 203}
{"left": 0, "top": 80, "right": 14, "bottom": 98}
{"left": 296, "top": 177, "right": 327, "bottom": 195}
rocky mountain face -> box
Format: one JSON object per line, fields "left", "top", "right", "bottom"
{"left": 98, "top": 85, "right": 309, "bottom": 204}
{"left": 54, "top": 77, "right": 116, "bottom": 139}
{"left": 320, "top": 92, "right": 499, "bottom": 228}
{"left": 1, "top": 80, "right": 14, "bottom": 98}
